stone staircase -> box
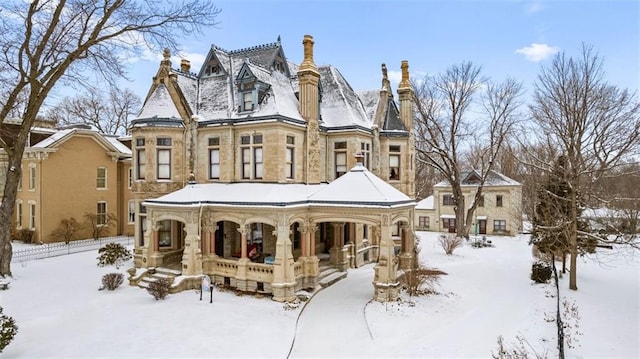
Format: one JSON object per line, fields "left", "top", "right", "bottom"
{"left": 137, "top": 267, "right": 182, "bottom": 290}
{"left": 317, "top": 265, "right": 347, "bottom": 288}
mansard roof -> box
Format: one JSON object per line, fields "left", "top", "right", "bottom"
{"left": 136, "top": 83, "right": 182, "bottom": 121}
{"left": 318, "top": 65, "right": 371, "bottom": 129}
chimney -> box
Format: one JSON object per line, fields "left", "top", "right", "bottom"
{"left": 397, "top": 60, "right": 415, "bottom": 198}
{"left": 297, "top": 35, "right": 321, "bottom": 184}
{"left": 180, "top": 59, "right": 191, "bottom": 72}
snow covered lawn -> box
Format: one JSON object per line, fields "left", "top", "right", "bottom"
{"left": 0, "top": 231, "right": 637, "bottom": 358}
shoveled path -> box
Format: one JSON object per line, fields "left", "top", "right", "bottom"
{"left": 288, "top": 264, "right": 378, "bottom": 358}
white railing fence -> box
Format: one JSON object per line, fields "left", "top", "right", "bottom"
{"left": 12, "top": 236, "right": 134, "bottom": 263}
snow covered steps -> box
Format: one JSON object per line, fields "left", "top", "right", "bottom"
{"left": 318, "top": 266, "right": 347, "bottom": 288}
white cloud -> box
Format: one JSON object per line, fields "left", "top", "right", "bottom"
{"left": 387, "top": 70, "right": 402, "bottom": 86}
{"left": 515, "top": 43, "right": 559, "bottom": 62}
{"left": 523, "top": 0, "right": 544, "bottom": 14}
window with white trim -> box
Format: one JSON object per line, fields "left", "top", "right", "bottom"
{"left": 128, "top": 167, "right": 133, "bottom": 188}
{"left": 208, "top": 137, "right": 220, "bottom": 179}
{"left": 240, "top": 134, "right": 263, "bottom": 179}
{"left": 361, "top": 142, "right": 371, "bottom": 169}
{"left": 334, "top": 141, "right": 347, "bottom": 178}
{"left": 286, "top": 135, "right": 295, "bottom": 179}
{"left": 389, "top": 145, "right": 400, "bottom": 180}
{"left": 97, "top": 167, "right": 107, "bottom": 189}
{"left": 16, "top": 201, "right": 22, "bottom": 228}
{"left": 97, "top": 201, "right": 107, "bottom": 226}
{"left": 29, "top": 202, "right": 36, "bottom": 229}
{"left": 156, "top": 137, "right": 172, "bottom": 180}
{"left": 494, "top": 219, "right": 507, "bottom": 232}
{"left": 443, "top": 194, "right": 454, "bottom": 206}
{"left": 135, "top": 138, "right": 146, "bottom": 180}
{"left": 29, "top": 164, "right": 36, "bottom": 190}
{"left": 128, "top": 200, "right": 135, "bottom": 224}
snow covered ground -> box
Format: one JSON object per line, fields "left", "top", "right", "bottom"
{"left": 0, "top": 231, "right": 638, "bottom": 358}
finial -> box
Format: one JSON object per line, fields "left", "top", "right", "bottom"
{"left": 277, "top": 35, "right": 281, "bottom": 43}
{"left": 302, "top": 35, "right": 314, "bottom": 65}
{"left": 399, "top": 60, "right": 410, "bottom": 88}
{"left": 163, "top": 48, "right": 171, "bottom": 60}
{"left": 381, "top": 63, "right": 391, "bottom": 90}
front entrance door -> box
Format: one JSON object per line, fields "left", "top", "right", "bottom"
{"left": 478, "top": 220, "right": 487, "bottom": 235}
{"left": 215, "top": 221, "right": 224, "bottom": 256}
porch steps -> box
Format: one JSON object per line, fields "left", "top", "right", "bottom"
{"left": 137, "top": 267, "right": 180, "bottom": 290}
{"left": 317, "top": 266, "right": 347, "bottom": 288}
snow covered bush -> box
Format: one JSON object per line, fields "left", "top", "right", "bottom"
{"left": 0, "top": 306, "right": 18, "bottom": 354}
{"left": 101, "top": 273, "right": 124, "bottom": 291}
{"left": 97, "top": 242, "right": 132, "bottom": 267}
{"left": 530, "top": 261, "right": 552, "bottom": 283}
{"left": 491, "top": 335, "right": 548, "bottom": 359}
{"left": 439, "top": 234, "right": 464, "bottom": 255}
{"left": 147, "top": 278, "right": 171, "bottom": 300}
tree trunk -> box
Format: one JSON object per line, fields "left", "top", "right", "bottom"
{"left": 569, "top": 189, "right": 578, "bottom": 290}
{"left": 0, "top": 152, "right": 24, "bottom": 277}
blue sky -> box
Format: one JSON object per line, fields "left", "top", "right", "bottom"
{"left": 126, "top": 0, "right": 639, "bottom": 103}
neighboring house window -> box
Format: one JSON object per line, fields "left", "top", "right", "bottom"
{"left": 389, "top": 145, "right": 400, "bottom": 180}
{"left": 361, "top": 142, "right": 371, "bottom": 169}
{"left": 136, "top": 138, "right": 146, "bottom": 180}
{"left": 335, "top": 141, "right": 347, "bottom": 178}
{"left": 97, "top": 167, "right": 107, "bottom": 189}
{"left": 29, "top": 202, "right": 36, "bottom": 229}
{"left": 156, "top": 137, "right": 172, "bottom": 180}
{"left": 29, "top": 165, "right": 36, "bottom": 190}
{"left": 128, "top": 167, "right": 133, "bottom": 189}
{"left": 158, "top": 220, "right": 172, "bottom": 247}
{"left": 97, "top": 202, "right": 107, "bottom": 226}
{"left": 443, "top": 194, "right": 455, "bottom": 206}
{"left": 496, "top": 195, "right": 503, "bottom": 207}
{"left": 494, "top": 220, "right": 507, "bottom": 232}
{"left": 443, "top": 218, "right": 456, "bottom": 230}
{"left": 240, "top": 134, "right": 263, "bottom": 179}
{"left": 128, "top": 200, "right": 135, "bottom": 224}
{"left": 16, "top": 201, "right": 22, "bottom": 228}
{"left": 478, "top": 195, "right": 485, "bottom": 207}
{"left": 286, "top": 135, "right": 295, "bottom": 179}
{"left": 419, "top": 216, "right": 429, "bottom": 229}
{"left": 208, "top": 137, "right": 220, "bottom": 179}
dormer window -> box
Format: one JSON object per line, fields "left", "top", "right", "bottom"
{"left": 242, "top": 92, "right": 254, "bottom": 112}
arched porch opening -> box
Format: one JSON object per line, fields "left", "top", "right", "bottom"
{"left": 145, "top": 218, "right": 186, "bottom": 270}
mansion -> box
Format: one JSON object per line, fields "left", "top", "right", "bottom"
{"left": 129, "top": 35, "right": 418, "bottom": 302}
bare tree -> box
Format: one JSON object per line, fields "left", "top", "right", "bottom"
{"left": 47, "top": 86, "right": 141, "bottom": 135}
{"left": 525, "top": 44, "right": 640, "bottom": 290}
{"left": 413, "top": 61, "right": 524, "bottom": 238}
{"left": 0, "top": 0, "right": 220, "bottom": 277}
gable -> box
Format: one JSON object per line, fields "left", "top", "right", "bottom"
{"left": 199, "top": 47, "right": 228, "bottom": 78}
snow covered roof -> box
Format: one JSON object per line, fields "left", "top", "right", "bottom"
{"left": 318, "top": 66, "right": 371, "bottom": 129}
{"left": 145, "top": 163, "right": 414, "bottom": 209}
{"left": 30, "top": 128, "right": 131, "bottom": 156}
{"left": 415, "top": 195, "right": 435, "bottom": 210}
{"left": 136, "top": 83, "right": 183, "bottom": 121}
{"left": 434, "top": 170, "right": 521, "bottom": 188}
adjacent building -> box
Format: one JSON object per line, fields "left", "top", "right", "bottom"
{"left": 129, "top": 35, "right": 417, "bottom": 302}
{"left": 415, "top": 170, "right": 523, "bottom": 235}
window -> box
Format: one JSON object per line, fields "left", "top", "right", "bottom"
{"left": 128, "top": 200, "right": 135, "bottom": 224}
{"left": 97, "top": 202, "right": 107, "bottom": 225}
{"left": 156, "top": 137, "right": 172, "bottom": 180}
{"left": 241, "top": 134, "right": 263, "bottom": 179}
{"left": 29, "top": 165, "right": 36, "bottom": 190}
{"left": 443, "top": 218, "right": 456, "bottom": 230}
{"left": 286, "top": 135, "right": 295, "bottom": 179}
{"left": 208, "top": 137, "right": 220, "bottom": 179}
{"left": 496, "top": 195, "right": 503, "bottom": 207}
{"left": 478, "top": 195, "right": 485, "bottom": 207}
{"left": 97, "top": 167, "right": 107, "bottom": 189}
{"left": 136, "top": 138, "right": 146, "bottom": 180}
{"left": 361, "top": 142, "right": 371, "bottom": 169}
{"left": 17, "top": 167, "right": 22, "bottom": 191}
{"left": 419, "top": 216, "right": 430, "bottom": 229}
{"left": 158, "top": 220, "right": 172, "bottom": 247}
{"left": 335, "top": 141, "right": 347, "bottom": 178}
{"left": 16, "top": 201, "right": 22, "bottom": 228}
{"left": 29, "top": 202, "right": 36, "bottom": 229}
{"left": 494, "top": 220, "right": 507, "bottom": 232}
{"left": 128, "top": 168, "right": 133, "bottom": 188}
{"left": 443, "top": 194, "right": 455, "bottom": 206}
{"left": 389, "top": 145, "right": 400, "bottom": 180}
{"left": 242, "top": 92, "right": 253, "bottom": 111}
{"left": 391, "top": 222, "right": 401, "bottom": 237}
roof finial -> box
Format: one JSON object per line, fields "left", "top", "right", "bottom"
{"left": 381, "top": 63, "right": 391, "bottom": 91}
{"left": 163, "top": 48, "right": 171, "bottom": 61}
{"left": 277, "top": 35, "right": 281, "bottom": 43}
{"left": 399, "top": 60, "right": 410, "bottom": 88}
{"left": 302, "top": 35, "right": 315, "bottom": 66}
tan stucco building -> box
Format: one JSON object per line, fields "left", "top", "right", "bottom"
{"left": 129, "top": 35, "right": 418, "bottom": 302}
{"left": 1, "top": 123, "right": 134, "bottom": 243}
{"left": 415, "top": 170, "right": 522, "bottom": 235}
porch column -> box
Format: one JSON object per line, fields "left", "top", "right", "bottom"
{"left": 373, "top": 214, "right": 400, "bottom": 302}
{"left": 236, "top": 225, "right": 250, "bottom": 291}
{"left": 147, "top": 221, "right": 163, "bottom": 268}
{"left": 272, "top": 218, "right": 296, "bottom": 302}
{"left": 181, "top": 221, "right": 203, "bottom": 276}
{"left": 398, "top": 222, "right": 413, "bottom": 270}
{"left": 329, "top": 222, "right": 344, "bottom": 267}
{"left": 300, "top": 224, "right": 319, "bottom": 289}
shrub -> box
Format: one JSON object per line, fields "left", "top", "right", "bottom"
{"left": 50, "top": 218, "right": 81, "bottom": 244}
{"left": 147, "top": 278, "right": 171, "bottom": 300}
{"left": 439, "top": 234, "right": 464, "bottom": 255}
{"left": 101, "top": 273, "right": 124, "bottom": 291}
{"left": 0, "top": 306, "right": 18, "bottom": 354}
{"left": 12, "top": 229, "right": 35, "bottom": 244}
{"left": 97, "top": 242, "right": 132, "bottom": 267}
{"left": 530, "top": 261, "right": 552, "bottom": 283}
